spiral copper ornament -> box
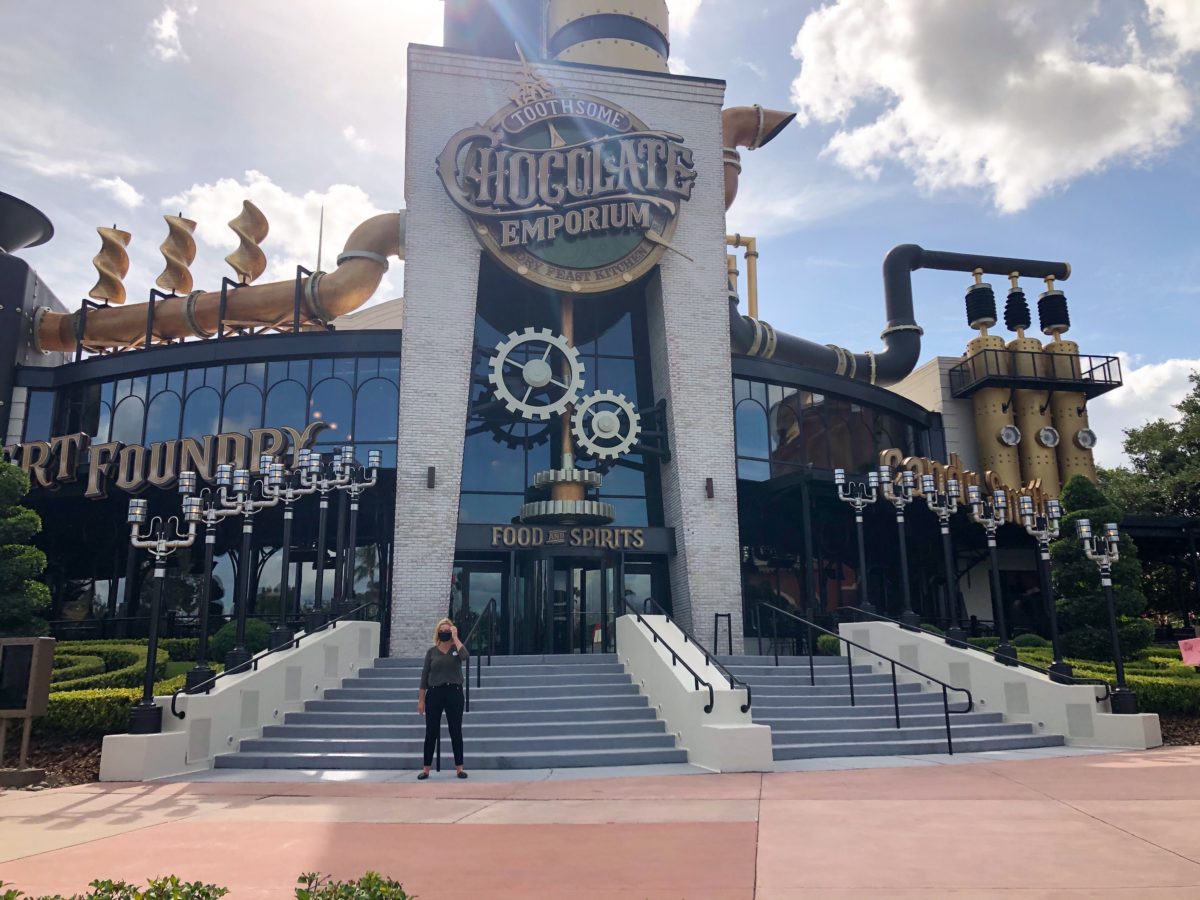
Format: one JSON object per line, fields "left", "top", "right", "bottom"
{"left": 224, "top": 200, "right": 269, "bottom": 284}
{"left": 87, "top": 226, "right": 132, "bottom": 305}
{"left": 155, "top": 214, "right": 197, "bottom": 294}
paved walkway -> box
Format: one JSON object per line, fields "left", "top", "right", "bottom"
{"left": 3, "top": 747, "right": 1200, "bottom": 898}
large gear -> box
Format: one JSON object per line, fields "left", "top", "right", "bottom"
{"left": 572, "top": 390, "right": 641, "bottom": 461}
{"left": 488, "top": 327, "right": 585, "bottom": 421}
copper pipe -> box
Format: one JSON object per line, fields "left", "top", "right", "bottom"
{"left": 35, "top": 212, "right": 406, "bottom": 353}
{"left": 721, "top": 106, "right": 796, "bottom": 210}
{"left": 726, "top": 234, "right": 758, "bottom": 318}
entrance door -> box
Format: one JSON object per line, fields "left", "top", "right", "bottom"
{"left": 515, "top": 554, "right": 622, "bottom": 654}
{"left": 451, "top": 560, "right": 508, "bottom": 656}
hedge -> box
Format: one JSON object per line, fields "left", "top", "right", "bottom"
{"left": 816, "top": 634, "right": 842, "bottom": 656}
{"left": 1014, "top": 647, "right": 1200, "bottom": 716}
{"left": 51, "top": 645, "right": 167, "bottom": 692}
{"left": 49, "top": 654, "right": 106, "bottom": 684}
{"left": 57, "top": 637, "right": 200, "bottom": 662}
{"left": 1012, "top": 633, "right": 1051, "bottom": 649}
{"left": 38, "top": 674, "right": 189, "bottom": 737}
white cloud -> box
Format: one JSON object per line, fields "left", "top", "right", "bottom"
{"left": 1088, "top": 353, "right": 1200, "bottom": 467}
{"left": 342, "top": 125, "right": 373, "bottom": 153}
{"left": 790, "top": 0, "right": 1196, "bottom": 213}
{"left": 667, "top": 0, "right": 702, "bottom": 37}
{"left": 86, "top": 176, "right": 144, "bottom": 209}
{"left": 727, "top": 169, "right": 892, "bottom": 237}
{"left": 163, "top": 170, "right": 396, "bottom": 301}
{"left": 149, "top": 5, "right": 188, "bottom": 62}
{"left": 668, "top": 56, "right": 693, "bottom": 76}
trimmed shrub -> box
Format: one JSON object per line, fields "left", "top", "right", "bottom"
{"left": 1060, "top": 620, "right": 1154, "bottom": 661}
{"left": 816, "top": 634, "right": 842, "bottom": 656}
{"left": 919, "top": 624, "right": 944, "bottom": 636}
{"left": 968, "top": 637, "right": 1000, "bottom": 649}
{"left": 1012, "top": 633, "right": 1051, "bottom": 649}
{"left": 52, "top": 646, "right": 167, "bottom": 693}
{"left": 159, "top": 638, "right": 199, "bottom": 661}
{"left": 50, "top": 654, "right": 106, "bottom": 684}
{"left": 209, "top": 618, "right": 272, "bottom": 662}
{"left": 38, "top": 674, "right": 188, "bottom": 737}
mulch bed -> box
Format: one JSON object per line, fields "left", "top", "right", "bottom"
{"left": 1160, "top": 715, "right": 1200, "bottom": 745}
{"left": 0, "top": 736, "right": 102, "bottom": 791}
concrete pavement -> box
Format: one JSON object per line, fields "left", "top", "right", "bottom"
{"left": 3, "top": 747, "right": 1200, "bottom": 898}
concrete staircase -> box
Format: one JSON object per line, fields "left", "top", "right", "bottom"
{"left": 214, "top": 654, "right": 687, "bottom": 771}
{"left": 719, "top": 655, "right": 1066, "bottom": 759}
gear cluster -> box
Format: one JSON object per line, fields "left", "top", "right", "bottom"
{"left": 488, "top": 328, "right": 641, "bottom": 462}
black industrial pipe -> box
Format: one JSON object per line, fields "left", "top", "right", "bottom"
{"left": 729, "top": 244, "right": 1072, "bottom": 387}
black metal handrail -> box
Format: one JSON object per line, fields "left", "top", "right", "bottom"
{"left": 757, "top": 601, "right": 974, "bottom": 754}
{"left": 169, "top": 600, "right": 379, "bottom": 719}
{"left": 620, "top": 596, "right": 715, "bottom": 713}
{"left": 841, "top": 605, "right": 1113, "bottom": 702}
{"left": 462, "top": 598, "right": 497, "bottom": 714}
{"left": 641, "top": 599, "right": 751, "bottom": 712}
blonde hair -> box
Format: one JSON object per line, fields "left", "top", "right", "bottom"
{"left": 433, "top": 617, "right": 454, "bottom": 645}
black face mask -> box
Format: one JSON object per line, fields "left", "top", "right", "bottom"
{"left": 438, "top": 631, "right": 452, "bottom": 642}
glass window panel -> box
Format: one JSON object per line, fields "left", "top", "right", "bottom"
{"left": 95, "top": 401, "right": 112, "bottom": 442}
{"left": 606, "top": 496, "right": 648, "bottom": 526}
{"left": 167, "top": 370, "right": 185, "bottom": 395}
{"left": 353, "top": 379, "right": 399, "bottom": 441}
{"left": 226, "top": 364, "right": 245, "bottom": 386}
{"left": 101, "top": 380, "right": 115, "bottom": 408}
{"left": 150, "top": 373, "right": 167, "bottom": 395}
{"left": 334, "top": 357, "right": 356, "bottom": 380}
{"left": 182, "top": 387, "right": 220, "bottom": 439}
{"left": 308, "top": 378, "right": 353, "bottom": 439}
{"left": 598, "top": 460, "right": 647, "bottom": 497}
{"left": 738, "top": 457, "right": 771, "bottom": 481}
{"left": 596, "top": 310, "right": 632, "bottom": 355}
{"left": 525, "top": 422, "right": 552, "bottom": 477}
{"left": 735, "top": 400, "right": 770, "bottom": 460}
{"left": 264, "top": 381, "right": 308, "bottom": 434}
{"left": 111, "top": 397, "right": 146, "bottom": 445}
{"left": 823, "top": 397, "right": 854, "bottom": 469}
{"left": 288, "top": 359, "right": 310, "bottom": 383}
{"left": 750, "top": 380, "right": 767, "bottom": 407}
{"left": 221, "top": 383, "right": 263, "bottom": 435}
{"left": 458, "top": 493, "right": 524, "bottom": 524}
{"left": 115, "top": 379, "right": 132, "bottom": 402}
{"left": 596, "top": 357, "right": 638, "bottom": 405}
{"left": 204, "top": 366, "right": 223, "bottom": 389}
{"left": 380, "top": 357, "right": 400, "bottom": 383}
{"left": 144, "top": 392, "right": 182, "bottom": 444}
{"left": 356, "top": 358, "right": 379, "bottom": 384}
{"left": 768, "top": 383, "right": 782, "bottom": 412}
{"left": 245, "top": 362, "right": 266, "bottom": 388}
{"left": 267, "top": 361, "right": 287, "bottom": 386}
{"left": 771, "top": 402, "right": 801, "bottom": 459}
{"left": 22, "top": 390, "right": 54, "bottom": 442}
{"left": 131, "top": 376, "right": 148, "bottom": 401}
{"left": 311, "top": 358, "right": 333, "bottom": 383}
{"left": 461, "top": 427, "right": 526, "bottom": 492}
{"left": 354, "top": 442, "right": 395, "bottom": 469}
{"left": 734, "top": 378, "right": 750, "bottom": 404}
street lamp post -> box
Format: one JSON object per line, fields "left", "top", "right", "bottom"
{"left": 1019, "top": 495, "right": 1073, "bottom": 682}
{"left": 216, "top": 457, "right": 281, "bottom": 672}
{"left": 834, "top": 468, "right": 879, "bottom": 615}
{"left": 264, "top": 448, "right": 318, "bottom": 649}
{"left": 126, "top": 494, "right": 201, "bottom": 734}
{"left": 967, "top": 485, "right": 1017, "bottom": 665}
{"left": 921, "top": 473, "right": 966, "bottom": 644}
{"left": 182, "top": 472, "right": 240, "bottom": 693}
{"left": 333, "top": 445, "right": 381, "bottom": 613}
{"left": 879, "top": 465, "right": 919, "bottom": 627}
{"left": 305, "top": 450, "right": 351, "bottom": 626}
{"left": 1076, "top": 518, "right": 1139, "bottom": 713}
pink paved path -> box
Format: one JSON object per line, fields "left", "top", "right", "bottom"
{"left": 3, "top": 748, "right": 1200, "bottom": 898}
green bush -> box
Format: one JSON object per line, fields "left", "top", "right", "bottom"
{"left": 159, "top": 638, "right": 199, "bottom": 661}
{"left": 50, "top": 654, "right": 106, "bottom": 684}
{"left": 919, "top": 624, "right": 944, "bottom": 636}
{"left": 52, "top": 648, "right": 168, "bottom": 693}
{"left": 209, "top": 618, "right": 272, "bottom": 662}
{"left": 296, "top": 872, "right": 412, "bottom": 899}
{"left": 816, "top": 634, "right": 842, "bottom": 656}
{"left": 1, "top": 874, "right": 227, "bottom": 899}
{"left": 1012, "top": 633, "right": 1051, "bottom": 648}
{"left": 38, "top": 674, "right": 188, "bottom": 737}
{"left": 1060, "top": 620, "right": 1154, "bottom": 661}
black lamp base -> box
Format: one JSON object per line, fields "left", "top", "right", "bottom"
{"left": 994, "top": 643, "right": 1019, "bottom": 666}
{"left": 305, "top": 611, "right": 329, "bottom": 633}
{"left": 944, "top": 626, "right": 967, "bottom": 647}
{"left": 1110, "top": 688, "right": 1139, "bottom": 715}
{"left": 128, "top": 702, "right": 163, "bottom": 735}
{"left": 269, "top": 625, "right": 295, "bottom": 651}
{"left": 1048, "top": 660, "right": 1075, "bottom": 683}
{"left": 224, "top": 646, "right": 253, "bottom": 674}
{"left": 900, "top": 609, "right": 921, "bottom": 629}
{"left": 184, "top": 663, "right": 216, "bottom": 694}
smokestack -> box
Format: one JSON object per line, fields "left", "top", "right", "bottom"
{"left": 548, "top": 0, "right": 670, "bottom": 73}
{"left": 0, "top": 192, "right": 54, "bottom": 255}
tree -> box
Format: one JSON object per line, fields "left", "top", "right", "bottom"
{"left": 1050, "top": 475, "right": 1152, "bottom": 660}
{"left": 0, "top": 460, "right": 50, "bottom": 636}
{"left": 1117, "top": 371, "right": 1200, "bottom": 517}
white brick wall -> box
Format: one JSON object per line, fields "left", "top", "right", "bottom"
{"left": 892, "top": 356, "right": 980, "bottom": 472}
{"left": 390, "top": 46, "right": 744, "bottom": 655}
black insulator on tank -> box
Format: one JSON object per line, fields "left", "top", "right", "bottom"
{"left": 1004, "top": 287, "right": 1031, "bottom": 333}
{"left": 965, "top": 282, "right": 997, "bottom": 330}
{"left": 1038, "top": 290, "right": 1070, "bottom": 335}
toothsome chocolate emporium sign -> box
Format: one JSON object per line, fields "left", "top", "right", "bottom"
{"left": 437, "top": 65, "right": 697, "bottom": 294}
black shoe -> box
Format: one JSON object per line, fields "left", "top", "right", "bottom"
{"left": 456, "top": 770, "right": 468, "bottom": 779}
{"left": 417, "top": 771, "right": 430, "bottom": 780}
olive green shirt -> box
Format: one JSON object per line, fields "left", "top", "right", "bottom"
{"left": 420, "top": 644, "right": 468, "bottom": 690}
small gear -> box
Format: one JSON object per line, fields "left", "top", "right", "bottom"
{"left": 572, "top": 390, "right": 641, "bottom": 461}
{"left": 488, "top": 327, "right": 585, "bottom": 421}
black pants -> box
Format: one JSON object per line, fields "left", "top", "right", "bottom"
{"left": 422, "top": 683, "right": 464, "bottom": 767}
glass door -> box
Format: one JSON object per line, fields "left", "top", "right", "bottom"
{"left": 451, "top": 559, "right": 509, "bottom": 656}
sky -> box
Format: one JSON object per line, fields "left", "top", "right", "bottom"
{"left": 1, "top": 0, "right": 1197, "bottom": 468}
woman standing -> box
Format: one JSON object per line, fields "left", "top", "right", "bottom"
{"left": 417, "top": 617, "right": 468, "bottom": 779}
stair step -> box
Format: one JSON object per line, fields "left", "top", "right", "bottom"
{"left": 285, "top": 706, "right": 660, "bottom": 725}
{"left": 264, "top": 719, "right": 667, "bottom": 739}
{"left": 772, "top": 733, "right": 1065, "bottom": 760}
{"left": 770, "top": 723, "right": 1035, "bottom": 744}
{"left": 325, "top": 683, "right": 641, "bottom": 701}
{"left": 215, "top": 746, "right": 688, "bottom": 770}
{"left": 372, "top": 654, "right": 617, "bottom": 669}
{"left": 306, "top": 693, "right": 648, "bottom": 713}
{"left": 757, "top": 712, "right": 1005, "bottom": 730}
{"left": 240, "top": 733, "right": 677, "bottom": 754}
{"left": 354, "top": 671, "right": 628, "bottom": 685}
